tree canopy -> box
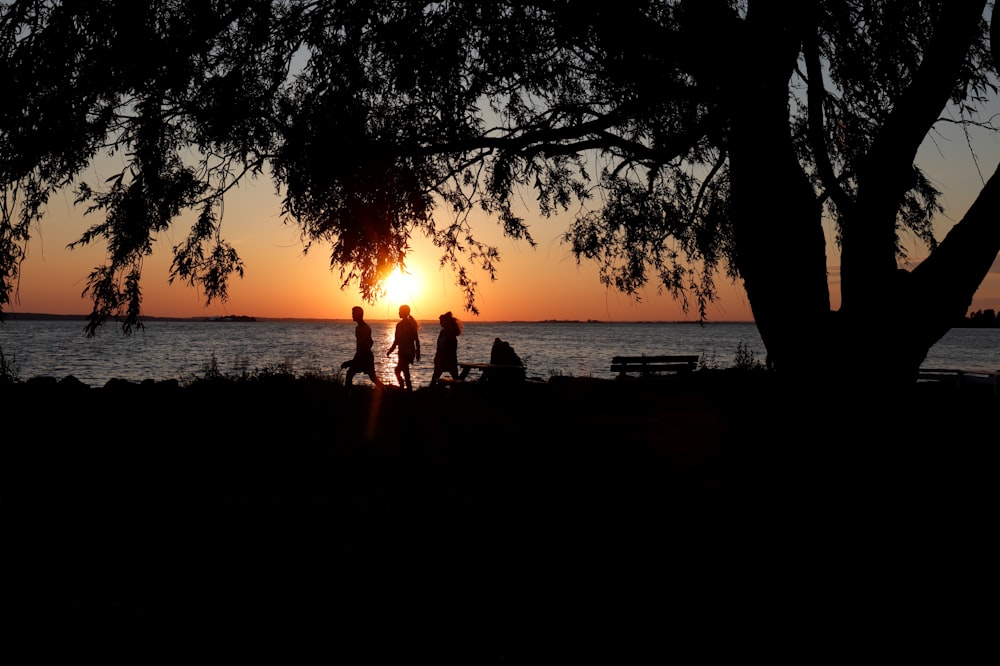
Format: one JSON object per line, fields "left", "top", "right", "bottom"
{"left": 2, "top": 1, "right": 999, "bottom": 382}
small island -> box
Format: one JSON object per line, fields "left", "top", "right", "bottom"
{"left": 200, "top": 315, "right": 257, "bottom": 322}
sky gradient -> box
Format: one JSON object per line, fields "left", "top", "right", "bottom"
{"left": 10, "top": 112, "right": 1000, "bottom": 324}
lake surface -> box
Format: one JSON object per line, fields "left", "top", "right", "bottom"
{"left": 1, "top": 318, "right": 998, "bottom": 388}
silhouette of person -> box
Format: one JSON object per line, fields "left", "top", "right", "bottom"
{"left": 387, "top": 304, "right": 421, "bottom": 390}
{"left": 341, "top": 306, "right": 383, "bottom": 390}
{"left": 430, "top": 311, "right": 463, "bottom": 386}
{"left": 484, "top": 336, "right": 526, "bottom": 383}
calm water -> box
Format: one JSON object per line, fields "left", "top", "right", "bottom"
{"left": 1, "top": 318, "right": 998, "bottom": 388}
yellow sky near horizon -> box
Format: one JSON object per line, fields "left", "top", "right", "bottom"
{"left": 9, "top": 114, "right": 1000, "bottom": 323}
{"left": 14, "top": 186, "right": 760, "bottom": 323}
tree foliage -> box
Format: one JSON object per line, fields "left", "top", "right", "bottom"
{"left": 1, "top": 1, "right": 999, "bottom": 382}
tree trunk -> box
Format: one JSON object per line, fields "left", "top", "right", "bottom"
{"left": 726, "top": 4, "right": 833, "bottom": 382}
{"left": 908, "top": 164, "right": 1000, "bottom": 354}
{"left": 727, "top": 1, "right": 997, "bottom": 387}
{"left": 837, "top": 0, "right": 989, "bottom": 384}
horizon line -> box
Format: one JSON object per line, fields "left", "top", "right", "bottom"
{"left": 2, "top": 311, "right": 756, "bottom": 325}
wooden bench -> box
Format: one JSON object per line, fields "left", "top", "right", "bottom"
{"left": 919, "top": 368, "right": 999, "bottom": 396}
{"left": 610, "top": 355, "right": 699, "bottom": 378}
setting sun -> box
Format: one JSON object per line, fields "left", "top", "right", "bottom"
{"left": 383, "top": 267, "right": 420, "bottom": 307}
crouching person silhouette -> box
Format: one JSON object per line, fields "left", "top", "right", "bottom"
{"left": 483, "top": 337, "right": 526, "bottom": 384}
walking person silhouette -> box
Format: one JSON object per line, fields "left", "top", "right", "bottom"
{"left": 341, "top": 306, "right": 383, "bottom": 391}
{"left": 387, "top": 304, "right": 421, "bottom": 390}
{"left": 430, "top": 311, "right": 463, "bottom": 386}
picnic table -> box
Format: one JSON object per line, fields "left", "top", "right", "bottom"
{"left": 458, "top": 362, "right": 494, "bottom": 380}
{"left": 458, "top": 362, "right": 525, "bottom": 382}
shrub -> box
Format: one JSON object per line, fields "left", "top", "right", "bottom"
{"left": 732, "top": 342, "right": 765, "bottom": 372}
{"left": 0, "top": 346, "right": 20, "bottom": 384}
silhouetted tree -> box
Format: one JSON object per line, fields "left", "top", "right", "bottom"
{"left": 963, "top": 308, "right": 999, "bottom": 327}
{"left": 2, "top": 1, "right": 999, "bottom": 385}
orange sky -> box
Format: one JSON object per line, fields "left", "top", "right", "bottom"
{"left": 9, "top": 118, "right": 1000, "bottom": 323}
{"left": 13, "top": 185, "right": 758, "bottom": 322}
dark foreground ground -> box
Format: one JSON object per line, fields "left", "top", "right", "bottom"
{"left": 5, "top": 371, "right": 997, "bottom": 659}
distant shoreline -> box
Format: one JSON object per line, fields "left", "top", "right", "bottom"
{"left": 1, "top": 311, "right": 755, "bottom": 325}
{"left": 7, "top": 311, "right": 997, "bottom": 327}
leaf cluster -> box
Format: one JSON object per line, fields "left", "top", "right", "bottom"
{"left": 1, "top": 1, "right": 997, "bottom": 333}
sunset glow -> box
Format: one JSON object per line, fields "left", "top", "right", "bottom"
{"left": 8, "top": 147, "right": 1000, "bottom": 324}
{"left": 383, "top": 267, "right": 420, "bottom": 308}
